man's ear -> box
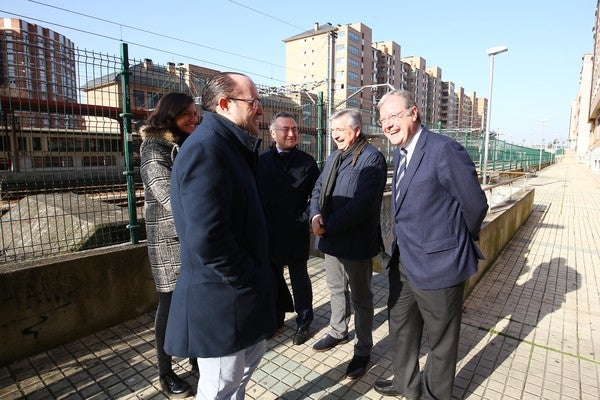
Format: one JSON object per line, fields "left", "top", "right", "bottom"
{"left": 217, "top": 97, "right": 230, "bottom": 112}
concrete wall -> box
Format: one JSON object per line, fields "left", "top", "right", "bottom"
{"left": 465, "top": 187, "right": 535, "bottom": 297}
{"left": 0, "top": 243, "right": 157, "bottom": 366}
{"left": 0, "top": 187, "right": 534, "bottom": 365}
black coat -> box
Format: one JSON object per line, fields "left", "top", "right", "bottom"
{"left": 165, "top": 112, "right": 276, "bottom": 358}
{"left": 258, "top": 145, "right": 320, "bottom": 266}
{"left": 309, "top": 143, "right": 387, "bottom": 260}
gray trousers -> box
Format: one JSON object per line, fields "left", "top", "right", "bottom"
{"left": 195, "top": 339, "right": 266, "bottom": 400}
{"left": 324, "top": 254, "right": 374, "bottom": 357}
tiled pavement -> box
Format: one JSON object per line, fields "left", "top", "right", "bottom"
{"left": 1, "top": 154, "right": 599, "bottom": 399}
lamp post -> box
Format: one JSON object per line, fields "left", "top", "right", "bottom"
{"left": 482, "top": 45, "right": 508, "bottom": 184}
{"left": 176, "top": 63, "right": 185, "bottom": 91}
{"left": 538, "top": 119, "right": 548, "bottom": 172}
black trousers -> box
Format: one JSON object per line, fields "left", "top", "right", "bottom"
{"left": 155, "top": 291, "right": 173, "bottom": 375}
{"left": 388, "top": 260, "right": 464, "bottom": 400}
{"left": 275, "top": 260, "right": 314, "bottom": 330}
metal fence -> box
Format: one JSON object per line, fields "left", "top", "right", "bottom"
{"left": 0, "top": 43, "right": 555, "bottom": 264}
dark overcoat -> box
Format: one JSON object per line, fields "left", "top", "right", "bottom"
{"left": 257, "top": 146, "right": 320, "bottom": 266}
{"left": 309, "top": 143, "right": 387, "bottom": 260}
{"left": 165, "top": 112, "right": 276, "bottom": 358}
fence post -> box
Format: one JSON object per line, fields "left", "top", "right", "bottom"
{"left": 119, "top": 43, "right": 139, "bottom": 244}
{"left": 317, "top": 92, "right": 325, "bottom": 169}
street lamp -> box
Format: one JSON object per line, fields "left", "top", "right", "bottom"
{"left": 176, "top": 63, "right": 185, "bottom": 91}
{"left": 482, "top": 45, "right": 508, "bottom": 184}
{"left": 538, "top": 119, "right": 548, "bottom": 172}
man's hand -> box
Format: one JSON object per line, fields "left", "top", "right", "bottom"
{"left": 311, "top": 214, "right": 326, "bottom": 237}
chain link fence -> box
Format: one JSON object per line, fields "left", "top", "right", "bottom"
{"left": 0, "top": 44, "right": 554, "bottom": 264}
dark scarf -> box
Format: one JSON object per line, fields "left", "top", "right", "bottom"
{"left": 318, "top": 135, "right": 368, "bottom": 217}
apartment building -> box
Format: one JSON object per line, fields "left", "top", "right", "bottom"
{"left": 284, "top": 22, "right": 381, "bottom": 127}
{"left": 284, "top": 21, "right": 483, "bottom": 133}
{"left": 425, "top": 66, "right": 442, "bottom": 129}
{"left": 1, "top": 18, "right": 80, "bottom": 172}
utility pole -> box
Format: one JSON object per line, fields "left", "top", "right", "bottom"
{"left": 326, "top": 29, "right": 336, "bottom": 156}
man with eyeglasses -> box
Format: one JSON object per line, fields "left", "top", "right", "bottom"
{"left": 374, "top": 90, "right": 488, "bottom": 399}
{"left": 166, "top": 72, "right": 277, "bottom": 400}
{"left": 257, "top": 111, "right": 320, "bottom": 346}
{"left": 309, "top": 108, "right": 387, "bottom": 380}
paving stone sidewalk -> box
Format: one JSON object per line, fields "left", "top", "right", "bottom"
{"left": 1, "top": 155, "right": 598, "bottom": 399}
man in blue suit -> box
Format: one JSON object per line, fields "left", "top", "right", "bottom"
{"left": 373, "top": 90, "right": 488, "bottom": 400}
{"left": 165, "top": 72, "right": 276, "bottom": 399}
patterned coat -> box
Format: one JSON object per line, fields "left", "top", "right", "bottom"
{"left": 139, "top": 127, "right": 181, "bottom": 292}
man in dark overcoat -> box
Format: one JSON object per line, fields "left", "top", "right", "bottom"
{"left": 165, "top": 72, "right": 276, "bottom": 400}
{"left": 258, "top": 111, "right": 320, "bottom": 346}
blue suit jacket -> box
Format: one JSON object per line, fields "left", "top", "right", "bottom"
{"left": 390, "top": 127, "right": 488, "bottom": 290}
{"left": 165, "top": 112, "right": 276, "bottom": 358}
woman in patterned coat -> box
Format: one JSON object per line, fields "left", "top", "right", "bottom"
{"left": 139, "top": 92, "right": 200, "bottom": 398}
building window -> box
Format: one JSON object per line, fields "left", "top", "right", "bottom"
{"left": 148, "top": 92, "right": 160, "bottom": 109}
{"left": 347, "top": 98, "right": 359, "bottom": 107}
{"left": 349, "top": 31, "right": 360, "bottom": 43}
{"left": 17, "top": 137, "right": 27, "bottom": 151}
{"left": 133, "top": 90, "right": 145, "bottom": 108}
{"left": 348, "top": 45, "right": 360, "bottom": 56}
{"left": 0, "top": 136, "right": 10, "bottom": 151}
{"left": 32, "top": 137, "right": 42, "bottom": 151}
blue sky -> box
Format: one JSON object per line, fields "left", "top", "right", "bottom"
{"left": 4, "top": 0, "right": 597, "bottom": 145}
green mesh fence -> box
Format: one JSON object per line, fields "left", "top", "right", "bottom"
{"left": 0, "top": 45, "right": 554, "bottom": 263}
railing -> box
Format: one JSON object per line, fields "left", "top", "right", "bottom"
{"left": 0, "top": 44, "right": 554, "bottom": 264}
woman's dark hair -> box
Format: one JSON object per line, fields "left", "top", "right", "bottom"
{"left": 144, "top": 92, "right": 195, "bottom": 140}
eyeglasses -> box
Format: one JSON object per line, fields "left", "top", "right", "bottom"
{"left": 227, "top": 97, "right": 263, "bottom": 109}
{"left": 378, "top": 108, "right": 412, "bottom": 126}
{"left": 275, "top": 127, "right": 299, "bottom": 134}
{"left": 330, "top": 127, "right": 350, "bottom": 134}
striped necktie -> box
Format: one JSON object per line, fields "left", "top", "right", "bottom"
{"left": 395, "top": 148, "right": 408, "bottom": 202}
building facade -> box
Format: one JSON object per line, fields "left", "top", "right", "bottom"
{"left": 1, "top": 18, "right": 79, "bottom": 172}
{"left": 284, "top": 21, "right": 485, "bottom": 134}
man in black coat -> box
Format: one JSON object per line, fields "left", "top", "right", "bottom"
{"left": 166, "top": 72, "right": 276, "bottom": 399}
{"left": 258, "top": 111, "right": 320, "bottom": 345}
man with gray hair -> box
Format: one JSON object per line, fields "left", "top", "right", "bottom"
{"left": 374, "top": 90, "right": 487, "bottom": 399}
{"left": 309, "top": 108, "right": 387, "bottom": 379}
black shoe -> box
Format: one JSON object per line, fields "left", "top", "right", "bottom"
{"left": 159, "top": 371, "right": 192, "bottom": 398}
{"left": 292, "top": 327, "right": 311, "bottom": 345}
{"left": 189, "top": 357, "right": 198, "bottom": 372}
{"left": 374, "top": 378, "right": 420, "bottom": 399}
{"left": 346, "top": 355, "right": 370, "bottom": 379}
{"left": 312, "top": 334, "right": 349, "bottom": 352}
